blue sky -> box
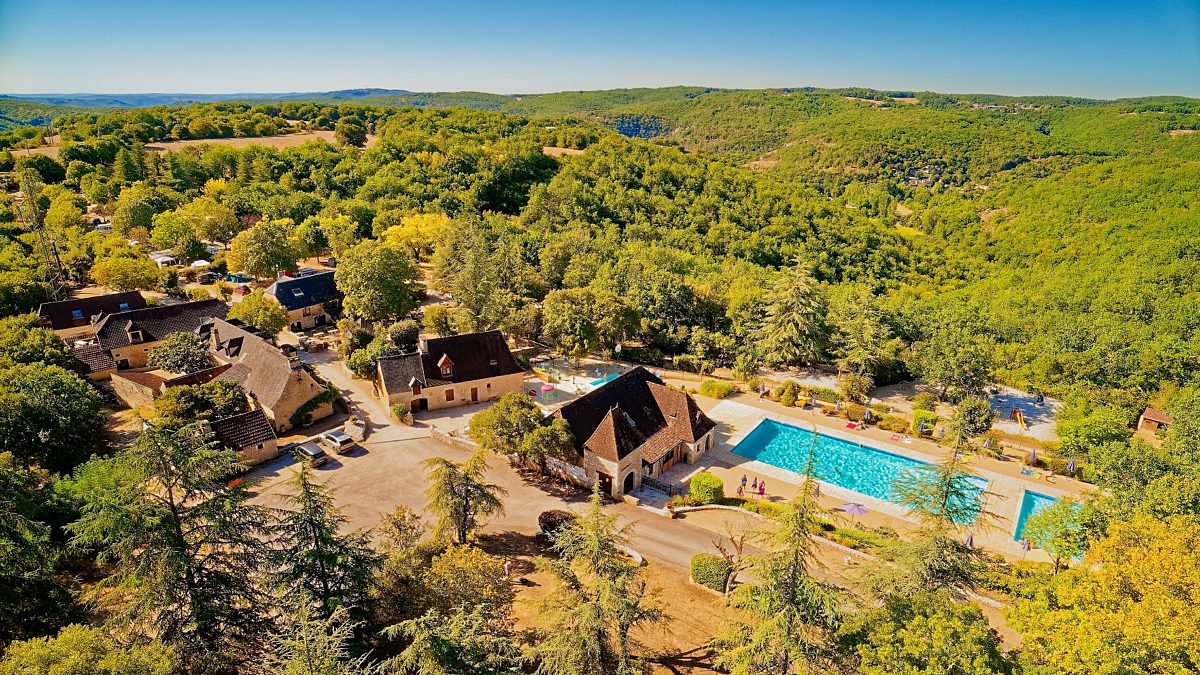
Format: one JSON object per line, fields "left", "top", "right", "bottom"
{"left": 1, "top": 0, "right": 1197, "bottom": 97}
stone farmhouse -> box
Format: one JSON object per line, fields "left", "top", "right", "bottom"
{"left": 552, "top": 367, "right": 717, "bottom": 498}
{"left": 376, "top": 330, "right": 526, "bottom": 412}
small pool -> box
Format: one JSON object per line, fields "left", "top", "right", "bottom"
{"left": 589, "top": 372, "right": 620, "bottom": 387}
{"left": 1013, "top": 490, "right": 1058, "bottom": 542}
{"left": 731, "top": 419, "right": 988, "bottom": 521}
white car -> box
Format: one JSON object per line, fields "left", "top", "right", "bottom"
{"left": 319, "top": 430, "right": 356, "bottom": 455}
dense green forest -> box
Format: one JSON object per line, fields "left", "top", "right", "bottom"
{"left": 3, "top": 88, "right": 1200, "bottom": 673}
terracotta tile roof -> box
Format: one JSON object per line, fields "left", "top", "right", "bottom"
{"left": 111, "top": 370, "right": 166, "bottom": 389}
{"left": 209, "top": 409, "right": 276, "bottom": 451}
{"left": 553, "top": 366, "right": 715, "bottom": 463}
{"left": 1142, "top": 407, "right": 1173, "bottom": 424}
{"left": 163, "top": 364, "right": 232, "bottom": 388}
{"left": 93, "top": 299, "right": 227, "bottom": 351}
{"left": 71, "top": 343, "right": 116, "bottom": 373}
{"left": 38, "top": 291, "right": 146, "bottom": 330}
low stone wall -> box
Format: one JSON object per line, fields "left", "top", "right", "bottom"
{"left": 430, "top": 427, "right": 477, "bottom": 451}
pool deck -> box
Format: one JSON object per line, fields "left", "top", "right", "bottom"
{"left": 660, "top": 394, "right": 1095, "bottom": 561}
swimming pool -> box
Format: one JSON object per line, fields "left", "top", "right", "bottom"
{"left": 589, "top": 372, "right": 620, "bottom": 386}
{"left": 731, "top": 419, "right": 988, "bottom": 518}
{"left": 1013, "top": 490, "right": 1058, "bottom": 542}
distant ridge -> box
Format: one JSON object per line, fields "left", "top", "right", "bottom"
{"left": 0, "top": 88, "right": 412, "bottom": 108}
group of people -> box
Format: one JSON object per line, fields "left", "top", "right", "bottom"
{"left": 736, "top": 474, "right": 766, "bottom": 498}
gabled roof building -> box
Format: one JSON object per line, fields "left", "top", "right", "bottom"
{"left": 552, "top": 366, "right": 717, "bottom": 497}
{"left": 377, "top": 330, "right": 526, "bottom": 412}
{"left": 264, "top": 271, "right": 341, "bottom": 332}
{"left": 77, "top": 298, "right": 228, "bottom": 377}
{"left": 38, "top": 291, "right": 147, "bottom": 338}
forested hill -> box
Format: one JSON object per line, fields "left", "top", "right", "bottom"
{"left": 2, "top": 88, "right": 1200, "bottom": 411}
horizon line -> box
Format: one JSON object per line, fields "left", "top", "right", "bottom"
{"left": 3, "top": 84, "right": 1197, "bottom": 103}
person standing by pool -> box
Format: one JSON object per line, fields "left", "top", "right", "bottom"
{"left": 741, "top": 474, "right": 748, "bottom": 490}
{"left": 751, "top": 476, "right": 758, "bottom": 490}
{"left": 758, "top": 480, "right": 766, "bottom": 496}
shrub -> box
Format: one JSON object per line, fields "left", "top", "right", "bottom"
{"left": 185, "top": 287, "right": 210, "bottom": 301}
{"left": 674, "top": 354, "right": 712, "bottom": 375}
{"left": 912, "top": 409, "right": 939, "bottom": 435}
{"left": 879, "top": 415, "right": 909, "bottom": 432}
{"left": 811, "top": 386, "right": 840, "bottom": 403}
{"left": 689, "top": 471, "right": 725, "bottom": 504}
{"left": 780, "top": 380, "right": 800, "bottom": 407}
{"left": 869, "top": 402, "right": 892, "bottom": 415}
{"left": 690, "top": 553, "right": 732, "bottom": 592}
{"left": 391, "top": 403, "right": 412, "bottom": 424}
{"left": 538, "top": 510, "right": 577, "bottom": 538}
{"left": 698, "top": 379, "right": 735, "bottom": 399}
{"left": 912, "top": 391, "right": 938, "bottom": 411}
{"left": 843, "top": 403, "right": 866, "bottom": 421}
{"left": 739, "top": 499, "right": 787, "bottom": 520}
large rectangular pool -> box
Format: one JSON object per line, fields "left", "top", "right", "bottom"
{"left": 1013, "top": 490, "right": 1058, "bottom": 542}
{"left": 731, "top": 419, "right": 988, "bottom": 519}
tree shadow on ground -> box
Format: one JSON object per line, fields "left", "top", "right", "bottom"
{"left": 514, "top": 467, "right": 594, "bottom": 504}
{"left": 476, "top": 530, "right": 550, "bottom": 564}
{"left": 651, "top": 645, "right": 720, "bottom": 674}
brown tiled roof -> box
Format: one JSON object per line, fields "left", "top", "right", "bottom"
{"left": 553, "top": 366, "right": 715, "bottom": 463}
{"left": 163, "top": 364, "right": 232, "bottom": 388}
{"left": 420, "top": 331, "right": 524, "bottom": 383}
{"left": 378, "top": 331, "right": 524, "bottom": 394}
{"left": 1143, "top": 407, "right": 1173, "bottom": 424}
{"left": 71, "top": 343, "right": 116, "bottom": 373}
{"left": 94, "top": 299, "right": 227, "bottom": 351}
{"left": 111, "top": 370, "right": 166, "bottom": 389}
{"left": 38, "top": 291, "right": 146, "bottom": 330}
{"left": 206, "top": 319, "right": 309, "bottom": 410}
{"left": 209, "top": 409, "right": 276, "bottom": 451}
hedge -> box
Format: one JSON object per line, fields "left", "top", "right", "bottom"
{"left": 878, "top": 415, "right": 909, "bottom": 432}
{"left": 912, "top": 409, "right": 939, "bottom": 435}
{"left": 690, "top": 471, "right": 725, "bottom": 504}
{"left": 698, "top": 379, "right": 735, "bottom": 399}
{"left": 690, "top": 553, "right": 732, "bottom": 592}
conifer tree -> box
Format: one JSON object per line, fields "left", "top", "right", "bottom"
{"left": 271, "top": 466, "right": 382, "bottom": 620}
{"left": 69, "top": 423, "right": 273, "bottom": 671}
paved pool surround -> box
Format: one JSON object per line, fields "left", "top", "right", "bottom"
{"left": 678, "top": 400, "right": 1081, "bottom": 560}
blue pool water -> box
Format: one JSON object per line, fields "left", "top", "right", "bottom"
{"left": 1013, "top": 490, "right": 1058, "bottom": 542}
{"left": 589, "top": 372, "right": 620, "bottom": 386}
{"left": 731, "top": 419, "right": 988, "bottom": 518}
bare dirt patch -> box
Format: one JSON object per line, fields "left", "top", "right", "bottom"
{"left": 542, "top": 146, "right": 586, "bottom": 157}
{"left": 1168, "top": 128, "right": 1198, "bottom": 136}
{"left": 894, "top": 203, "right": 914, "bottom": 217}
{"left": 892, "top": 96, "right": 920, "bottom": 105}
{"left": 478, "top": 531, "right": 738, "bottom": 674}
{"left": 745, "top": 157, "right": 779, "bottom": 170}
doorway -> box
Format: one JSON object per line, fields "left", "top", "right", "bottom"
{"left": 410, "top": 398, "right": 429, "bottom": 412}
{"left": 622, "top": 472, "right": 635, "bottom": 494}
{"left": 470, "top": 387, "right": 478, "bottom": 402}
{"left": 597, "top": 472, "right": 613, "bottom": 496}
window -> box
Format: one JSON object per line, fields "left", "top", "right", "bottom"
{"left": 256, "top": 443, "right": 264, "bottom": 450}
{"left": 71, "top": 309, "right": 84, "bottom": 320}
{"left": 118, "top": 303, "right": 130, "bottom": 312}
{"left": 302, "top": 306, "right": 313, "bottom": 316}
{"left": 445, "top": 389, "right": 454, "bottom": 402}
{"left": 412, "top": 384, "right": 421, "bottom": 395}
{"left": 292, "top": 288, "right": 305, "bottom": 298}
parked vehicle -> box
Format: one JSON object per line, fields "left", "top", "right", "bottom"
{"left": 319, "top": 430, "right": 356, "bottom": 454}
{"left": 293, "top": 442, "right": 329, "bottom": 467}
